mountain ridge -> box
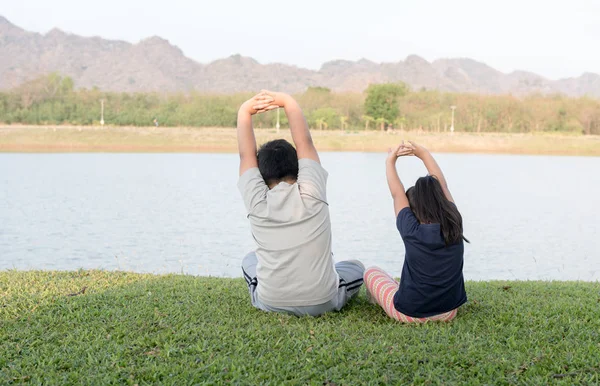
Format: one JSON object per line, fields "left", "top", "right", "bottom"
{"left": 1, "top": 15, "right": 598, "bottom": 97}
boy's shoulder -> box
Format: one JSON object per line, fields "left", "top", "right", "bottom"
{"left": 298, "top": 158, "right": 327, "bottom": 173}
{"left": 297, "top": 159, "right": 328, "bottom": 204}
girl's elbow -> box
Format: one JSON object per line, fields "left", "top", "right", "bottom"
{"left": 390, "top": 190, "right": 404, "bottom": 199}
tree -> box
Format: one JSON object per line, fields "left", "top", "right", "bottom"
{"left": 375, "top": 117, "right": 386, "bottom": 132}
{"left": 364, "top": 83, "right": 408, "bottom": 130}
{"left": 315, "top": 118, "right": 328, "bottom": 130}
{"left": 306, "top": 86, "right": 331, "bottom": 94}
{"left": 309, "top": 108, "right": 338, "bottom": 130}
{"left": 340, "top": 116, "right": 348, "bottom": 130}
{"left": 362, "top": 115, "right": 374, "bottom": 130}
{"left": 577, "top": 103, "right": 600, "bottom": 135}
{"left": 394, "top": 115, "right": 407, "bottom": 131}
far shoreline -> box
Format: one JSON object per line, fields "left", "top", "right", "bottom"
{"left": 1, "top": 125, "right": 599, "bottom": 156}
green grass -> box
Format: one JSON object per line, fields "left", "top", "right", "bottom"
{"left": 1, "top": 271, "right": 599, "bottom": 385}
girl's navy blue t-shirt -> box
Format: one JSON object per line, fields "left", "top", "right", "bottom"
{"left": 393, "top": 207, "right": 467, "bottom": 318}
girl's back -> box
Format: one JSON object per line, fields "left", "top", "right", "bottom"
{"left": 394, "top": 206, "right": 466, "bottom": 317}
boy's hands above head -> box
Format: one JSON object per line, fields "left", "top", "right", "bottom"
{"left": 255, "top": 90, "right": 289, "bottom": 108}
{"left": 251, "top": 90, "right": 320, "bottom": 163}
{"left": 240, "top": 92, "right": 278, "bottom": 115}
{"left": 239, "top": 90, "right": 289, "bottom": 115}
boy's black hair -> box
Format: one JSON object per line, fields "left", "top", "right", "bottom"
{"left": 257, "top": 139, "right": 299, "bottom": 186}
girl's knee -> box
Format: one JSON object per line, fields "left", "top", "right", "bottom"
{"left": 364, "top": 266, "right": 382, "bottom": 279}
{"left": 444, "top": 309, "right": 458, "bottom": 321}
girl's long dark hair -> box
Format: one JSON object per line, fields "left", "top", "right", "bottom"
{"left": 406, "top": 176, "right": 469, "bottom": 245}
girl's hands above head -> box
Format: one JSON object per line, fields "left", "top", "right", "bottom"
{"left": 388, "top": 140, "right": 416, "bottom": 162}
{"left": 405, "top": 140, "right": 428, "bottom": 159}
{"left": 396, "top": 140, "right": 416, "bottom": 157}
{"left": 387, "top": 142, "right": 412, "bottom": 163}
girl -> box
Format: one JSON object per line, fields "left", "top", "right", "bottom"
{"left": 364, "top": 141, "right": 468, "bottom": 322}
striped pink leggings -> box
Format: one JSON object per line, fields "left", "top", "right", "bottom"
{"left": 364, "top": 266, "right": 457, "bottom": 323}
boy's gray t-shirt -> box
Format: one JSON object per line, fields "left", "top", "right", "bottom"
{"left": 238, "top": 158, "right": 339, "bottom": 307}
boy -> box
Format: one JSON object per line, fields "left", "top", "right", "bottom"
{"left": 237, "top": 90, "right": 364, "bottom": 316}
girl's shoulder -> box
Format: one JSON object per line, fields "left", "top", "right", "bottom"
{"left": 396, "top": 207, "right": 419, "bottom": 238}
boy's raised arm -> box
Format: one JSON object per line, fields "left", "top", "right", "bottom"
{"left": 261, "top": 91, "right": 320, "bottom": 163}
{"left": 237, "top": 93, "right": 278, "bottom": 176}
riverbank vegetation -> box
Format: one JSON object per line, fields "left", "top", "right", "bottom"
{"left": 1, "top": 74, "right": 600, "bottom": 135}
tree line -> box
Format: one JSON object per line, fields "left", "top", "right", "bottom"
{"left": 1, "top": 73, "right": 599, "bottom": 135}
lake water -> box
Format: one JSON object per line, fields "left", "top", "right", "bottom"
{"left": 1, "top": 153, "right": 599, "bottom": 281}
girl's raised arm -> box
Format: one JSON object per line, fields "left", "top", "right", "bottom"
{"left": 409, "top": 141, "right": 454, "bottom": 203}
{"left": 386, "top": 143, "right": 413, "bottom": 216}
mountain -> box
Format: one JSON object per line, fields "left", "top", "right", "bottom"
{"left": 1, "top": 15, "right": 599, "bottom": 97}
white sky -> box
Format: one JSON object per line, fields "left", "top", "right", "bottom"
{"left": 1, "top": 0, "right": 599, "bottom": 79}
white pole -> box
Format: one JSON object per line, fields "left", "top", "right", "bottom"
{"left": 276, "top": 108, "right": 280, "bottom": 133}
{"left": 100, "top": 99, "right": 105, "bottom": 126}
{"left": 450, "top": 105, "right": 456, "bottom": 135}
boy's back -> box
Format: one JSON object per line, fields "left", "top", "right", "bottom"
{"left": 236, "top": 90, "right": 363, "bottom": 316}
{"left": 239, "top": 158, "right": 338, "bottom": 307}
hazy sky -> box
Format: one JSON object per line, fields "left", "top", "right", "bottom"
{"left": 2, "top": 0, "right": 599, "bottom": 79}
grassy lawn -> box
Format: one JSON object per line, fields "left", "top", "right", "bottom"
{"left": 1, "top": 271, "right": 599, "bottom": 385}
{"left": 1, "top": 125, "right": 600, "bottom": 156}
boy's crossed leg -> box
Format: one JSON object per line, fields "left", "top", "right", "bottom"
{"left": 242, "top": 252, "right": 364, "bottom": 316}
